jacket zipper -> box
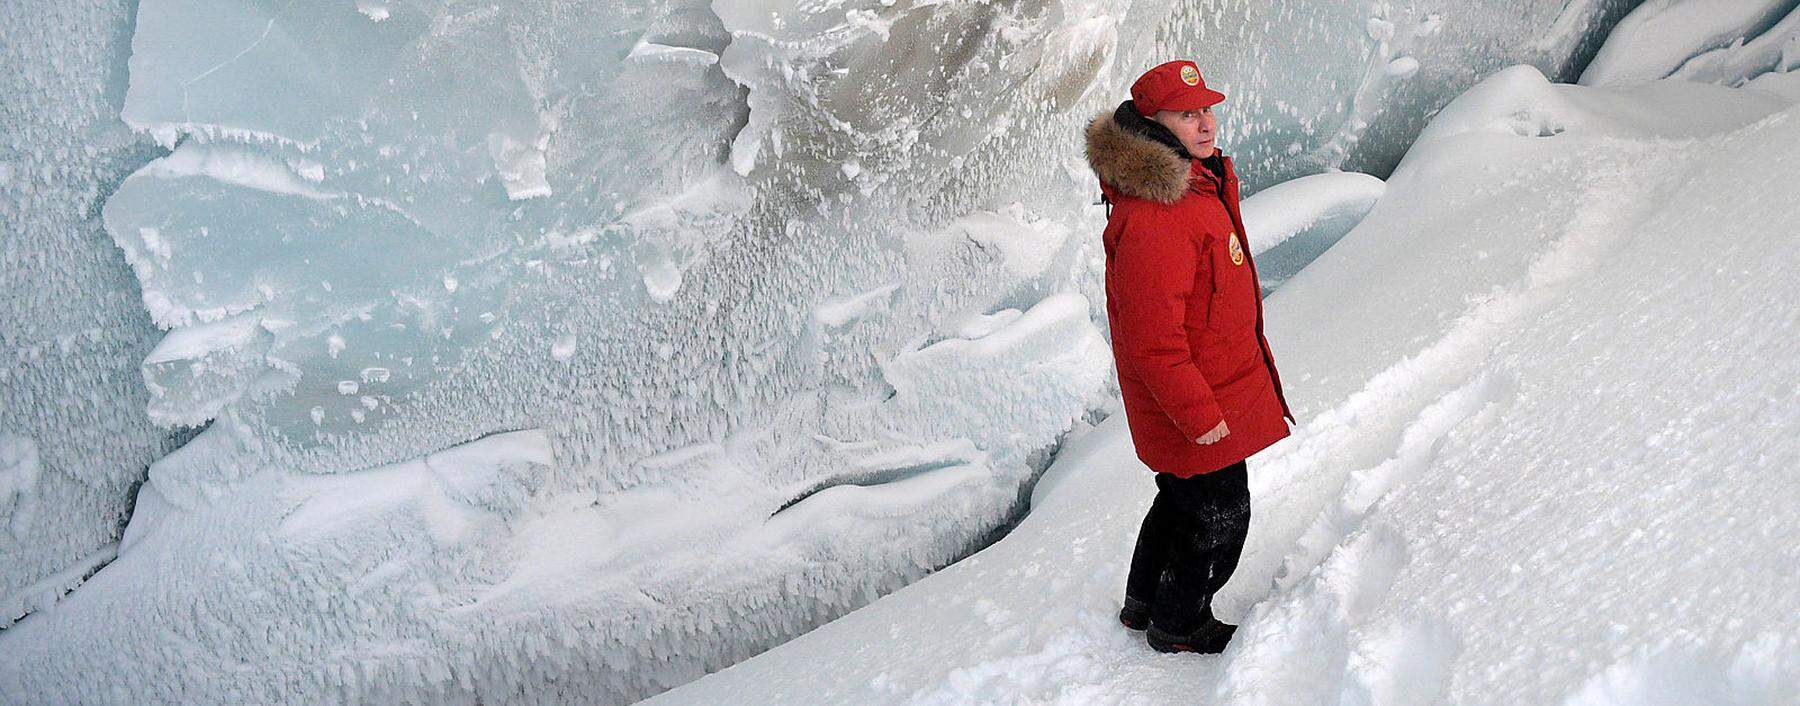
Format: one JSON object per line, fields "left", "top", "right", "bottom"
{"left": 1202, "top": 161, "right": 1297, "bottom": 423}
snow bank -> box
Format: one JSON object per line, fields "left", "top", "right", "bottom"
{"left": 1239, "top": 173, "right": 1386, "bottom": 254}
{"left": 1237, "top": 172, "right": 1385, "bottom": 292}
{"left": 1745, "top": 67, "right": 1800, "bottom": 99}
{"left": 1669, "top": 5, "right": 1800, "bottom": 86}
{"left": 650, "top": 69, "right": 1800, "bottom": 705}
{"left": 1580, "top": 0, "right": 1800, "bottom": 85}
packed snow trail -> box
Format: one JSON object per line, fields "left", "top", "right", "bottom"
{"left": 650, "top": 69, "right": 1800, "bottom": 705}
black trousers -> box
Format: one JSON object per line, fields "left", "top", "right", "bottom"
{"left": 1123, "top": 460, "right": 1251, "bottom": 634}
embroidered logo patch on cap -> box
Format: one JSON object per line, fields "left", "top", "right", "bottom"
{"left": 1180, "top": 65, "right": 1201, "bottom": 86}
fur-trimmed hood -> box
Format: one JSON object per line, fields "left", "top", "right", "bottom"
{"left": 1084, "top": 101, "right": 1197, "bottom": 205}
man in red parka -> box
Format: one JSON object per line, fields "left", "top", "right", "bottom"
{"left": 1084, "top": 60, "right": 1296, "bottom": 654}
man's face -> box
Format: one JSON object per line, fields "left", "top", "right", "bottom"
{"left": 1151, "top": 106, "right": 1218, "bottom": 157}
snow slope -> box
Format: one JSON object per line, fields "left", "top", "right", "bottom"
{"left": 650, "top": 67, "right": 1800, "bottom": 705}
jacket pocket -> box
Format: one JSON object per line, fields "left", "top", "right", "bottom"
{"left": 1206, "top": 236, "right": 1259, "bottom": 337}
{"left": 1198, "top": 232, "right": 1234, "bottom": 334}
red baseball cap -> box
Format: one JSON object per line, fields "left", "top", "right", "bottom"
{"left": 1130, "top": 60, "right": 1226, "bottom": 117}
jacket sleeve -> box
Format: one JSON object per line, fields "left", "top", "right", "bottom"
{"left": 1110, "top": 214, "right": 1224, "bottom": 440}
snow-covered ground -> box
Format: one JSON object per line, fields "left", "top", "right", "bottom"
{"left": 649, "top": 67, "right": 1800, "bottom": 705}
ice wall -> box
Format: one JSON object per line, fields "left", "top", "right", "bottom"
{"left": 2, "top": 0, "right": 1650, "bottom": 701}
{"left": 101, "top": 0, "right": 1650, "bottom": 488}
{"left": 0, "top": 1, "right": 180, "bottom": 625}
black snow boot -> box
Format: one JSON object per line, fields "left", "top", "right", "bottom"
{"left": 1146, "top": 616, "right": 1237, "bottom": 654}
{"left": 1119, "top": 596, "right": 1152, "bottom": 631}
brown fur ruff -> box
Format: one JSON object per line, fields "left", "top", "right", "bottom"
{"left": 1084, "top": 111, "right": 1191, "bottom": 205}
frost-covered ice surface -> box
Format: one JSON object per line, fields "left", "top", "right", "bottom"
{"left": 0, "top": 1, "right": 178, "bottom": 624}
{"left": 650, "top": 70, "right": 1800, "bottom": 704}
{"left": 2, "top": 0, "right": 1655, "bottom": 701}
{"left": 99, "top": 0, "right": 1644, "bottom": 482}
{"left": 0, "top": 292, "right": 1110, "bottom": 704}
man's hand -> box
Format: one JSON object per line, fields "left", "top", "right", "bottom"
{"left": 1194, "top": 420, "right": 1229, "bottom": 445}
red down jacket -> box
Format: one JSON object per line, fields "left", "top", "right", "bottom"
{"left": 1084, "top": 107, "right": 1295, "bottom": 477}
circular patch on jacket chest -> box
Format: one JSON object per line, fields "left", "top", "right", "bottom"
{"left": 1228, "top": 232, "right": 1245, "bottom": 265}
